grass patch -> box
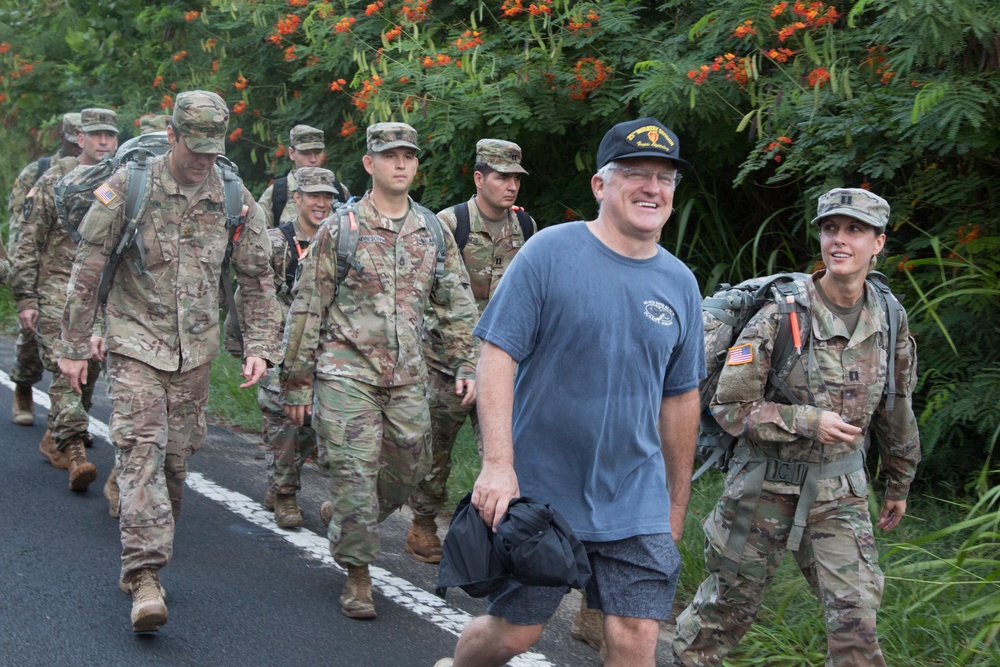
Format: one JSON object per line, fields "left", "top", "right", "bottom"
{"left": 206, "top": 351, "right": 263, "bottom": 434}
{"left": 445, "top": 419, "right": 481, "bottom": 513}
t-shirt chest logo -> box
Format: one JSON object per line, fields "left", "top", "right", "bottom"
{"left": 643, "top": 300, "right": 675, "bottom": 326}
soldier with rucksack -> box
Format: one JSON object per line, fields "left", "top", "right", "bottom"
{"left": 404, "top": 138, "right": 536, "bottom": 565}
{"left": 672, "top": 188, "right": 922, "bottom": 667}
{"left": 257, "top": 124, "right": 349, "bottom": 227}
{"left": 280, "top": 122, "right": 479, "bottom": 620}
{"left": 58, "top": 91, "right": 282, "bottom": 634}
{"left": 6, "top": 112, "right": 82, "bottom": 427}
{"left": 11, "top": 108, "right": 119, "bottom": 492}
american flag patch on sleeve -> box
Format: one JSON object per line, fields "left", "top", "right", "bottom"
{"left": 727, "top": 343, "right": 754, "bottom": 365}
{"left": 94, "top": 183, "right": 117, "bottom": 206}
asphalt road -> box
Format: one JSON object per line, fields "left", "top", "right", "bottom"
{"left": 0, "top": 335, "right": 616, "bottom": 667}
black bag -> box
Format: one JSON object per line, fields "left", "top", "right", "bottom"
{"left": 435, "top": 493, "right": 506, "bottom": 599}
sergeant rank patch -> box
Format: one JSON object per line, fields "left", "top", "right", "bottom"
{"left": 727, "top": 343, "right": 753, "bottom": 365}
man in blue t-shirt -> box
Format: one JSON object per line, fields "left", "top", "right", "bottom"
{"left": 437, "top": 118, "right": 706, "bottom": 667}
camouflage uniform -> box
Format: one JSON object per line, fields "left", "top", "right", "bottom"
{"left": 59, "top": 91, "right": 282, "bottom": 583}
{"left": 409, "top": 139, "right": 536, "bottom": 520}
{"left": 138, "top": 114, "right": 171, "bottom": 135}
{"left": 673, "top": 270, "right": 921, "bottom": 667}
{"left": 258, "top": 125, "right": 349, "bottom": 228}
{"left": 281, "top": 124, "right": 478, "bottom": 567}
{"left": 11, "top": 151, "right": 101, "bottom": 449}
{"left": 6, "top": 112, "right": 82, "bottom": 390}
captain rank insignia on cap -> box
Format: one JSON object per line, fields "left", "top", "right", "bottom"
{"left": 727, "top": 344, "right": 754, "bottom": 365}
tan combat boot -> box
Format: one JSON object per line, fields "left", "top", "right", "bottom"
{"left": 103, "top": 470, "right": 120, "bottom": 518}
{"left": 340, "top": 564, "right": 376, "bottom": 619}
{"left": 128, "top": 569, "right": 168, "bottom": 633}
{"left": 65, "top": 437, "right": 97, "bottom": 491}
{"left": 405, "top": 514, "right": 442, "bottom": 564}
{"left": 273, "top": 493, "right": 304, "bottom": 529}
{"left": 320, "top": 500, "right": 332, "bottom": 526}
{"left": 263, "top": 490, "right": 275, "bottom": 511}
{"left": 12, "top": 383, "right": 34, "bottom": 426}
{"left": 570, "top": 592, "right": 607, "bottom": 658}
{"left": 38, "top": 429, "right": 69, "bottom": 470}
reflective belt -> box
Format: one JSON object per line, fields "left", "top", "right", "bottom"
{"left": 720, "top": 448, "right": 865, "bottom": 585}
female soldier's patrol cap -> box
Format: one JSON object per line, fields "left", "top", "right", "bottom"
{"left": 171, "top": 90, "right": 229, "bottom": 155}
{"left": 290, "top": 125, "right": 325, "bottom": 151}
{"left": 366, "top": 122, "right": 419, "bottom": 152}
{"left": 476, "top": 139, "right": 528, "bottom": 175}
{"left": 294, "top": 167, "right": 338, "bottom": 194}
{"left": 80, "top": 108, "right": 119, "bottom": 134}
{"left": 597, "top": 117, "right": 690, "bottom": 169}
{"left": 810, "top": 188, "right": 890, "bottom": 231}
{"left": 62, "top": 113, "right": 82, "bottom": 142}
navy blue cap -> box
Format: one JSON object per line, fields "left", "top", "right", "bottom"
{"left": 596, "top": 117, "right": 690, "bottom": 169}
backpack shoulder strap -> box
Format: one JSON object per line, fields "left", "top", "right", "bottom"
{"left": 454, "top": 201, "right": 471, "bottom": 254}
{"left": 513, "top": 206, "right": 534, "bottom": 242}
{"left": 335, "top": 203, "right": 362, "bottom": 295}
{"left": 866, "top": 271, "right": 901, "bottom": 412}
{"left": 332, "top": 175, "right": 348, "bottom": 205}
{"left": 764, "top": 277, "right": 810, "bottom": 406}
{"left": 33, "top": 157, "right": 51, "bottom": 185}
{"left": 416, "top": 203, "right": 446, "bottom": 282}
{"left": 271, "top": 176, "right": 288, "bottom": 225}
{"left": 277, "top": 222, "right": 298, "bottom": 293}
{"left": 217, "top": 160, "right": 249, "bottom": 355}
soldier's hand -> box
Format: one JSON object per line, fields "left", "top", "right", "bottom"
{"left": 455, "top": 378, "right": 476, "bottom": 406}
{"left": 240, "top": 356, "right": 267, "bottom": 388}
{"left": 58, "top": 358, "right": 90, "bottom": 394}
{"left": 90, "top": 336, "right": 106, "bottom": 362}
{"left": 471, "top": 460, "right": 519, "bottom": 532}
{"left": 877, "top": 499, "right": 907, "bottom": 531}
{"left": 816, "top": 411, "right": 863, "bottom": 446}
{"left": 283, "top": 403, "right": 311, "bottom": 427}
{"left": 19, "top": 308, "right": 38, "bottom": 333}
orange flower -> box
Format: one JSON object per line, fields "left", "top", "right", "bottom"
{"left": 334, "top": 16, "right": 356, "bottom": 33}
{"left": 400, "top": 0, "right": 431, "bottom": 22}
{"left": 771, "top": 1, "right": 788, "bottom": 16}
{"left": 340, "top": 119, "right": 357, "bottom": 137}
{"left": 229, "top": 128, "right": 243, "bottom": 142}
{"left": 399, "top": 76, "right": 409, "bottom": 83}
{"left": 204, "top": 38, "right": 218, "bottom": 50}
{"left": 733, "top": 19, "right": 756, "bottom": 39}
{"left": 0, "top": 43, "right": 10, "bottom": 53}
{"left": 232, "top": 101, "right": 247, "bottom": 114}
{"left": 288, "top": 0, "right": 309, "bottom": 6}
{"left": 527, "top": 2, "right": 552, "bottom": 15}
{"left": 454, "top": 29, "right": 484, "bottom": 51}
{"left": 365, "top": 1, "right": 385, "bottom": 16}
{"left": 152, "top": 75, "right": 163, "bottom": 87}
{"left": 0, "top": 92, "right": 7, "bottom": 104}
{"left": 329, "top": 78, "right": 347, "bottom": 92}
{"left": 569, "top": 57, "right": 610, "bottom": 100}
{"left": 212, "top": 59, "right": 220, "bottom": 73}
{"left": 234, "top": 75, "right": 248, "bottom": 90}
{"left": 385, "top": 25, "right": 403, "bottom": 41}
{"left": 172, "top": 50, "right": 188, "bottom": 62}
{"left": 284, "top": 45, "right": 297, "bottom": 61}
{"left": 160, "top": 93, "right": 174, "bottom": 110}
{"left": 184, "top": 10, "right": 200, "bottom": 21}
{"left": 777, "top": 136, "right": 792, "bottom": 144}
{"left": 807, "top": 66, "right": 830, "bottom": 87}
{"left": 276, "top": 14, "right": 302, "bottom": 35}
{"left": 306, "top": 55, "right": 320, "bottom": 67}
{"left": 275, "top": 144, "right": 287, "bottom": 158}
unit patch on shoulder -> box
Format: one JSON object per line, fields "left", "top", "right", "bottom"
{"left": 94, "top": 182, "right": 118, "bottom": 207}
{"left": 726, "top": 343, "right": 754, "bottom": 365}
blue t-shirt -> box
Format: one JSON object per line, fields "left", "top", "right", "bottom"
{"left": 474, "top": 221, "right": 705, "bottom": 541}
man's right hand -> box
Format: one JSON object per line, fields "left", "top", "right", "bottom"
{"left": 471, "top": 460, "right": 519, "bottom": 532}
{"left": 18, "top": 308, "right": 38, "bottom": 333}
{"left": 816, "top": 410, "right": 863, "bottom": 446}
{"left": 58, "top": 358, "right": 90, "bottom": 395}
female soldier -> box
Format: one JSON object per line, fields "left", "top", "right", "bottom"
{"left": 672, "top": 188, "right": 921, "bottom": 667}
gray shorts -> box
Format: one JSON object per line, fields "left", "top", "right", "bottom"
{"left": 485, "top": 532, "right": 681, "bottom": 626}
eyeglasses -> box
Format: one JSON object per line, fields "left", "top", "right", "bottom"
{"left": 607, "top": 167, "right": 682, "bottom": 187}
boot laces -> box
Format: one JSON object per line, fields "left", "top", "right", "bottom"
{"left": 66, "top": 439, "right": 87, "bottom": 464}
{"left": 133, "top": 570, "right": 163, "bottom": 603}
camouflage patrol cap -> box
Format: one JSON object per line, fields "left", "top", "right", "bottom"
{"left": 294, "top": 167, "right": 338, "bottom": 194}
{"left": 62, "top": 113, "right": 82, "bottom": 142}
{"left": 290, "top": 124, "right": 325, "bottom": 151}
{"left": 366, "top": 122, "right": 419, "bottom": 152}
{"left": 171, "top": 90, "right": 229, "bottom": 154}
{"left": 139, "top": 114, "right": 172, "bottom": 135}
{"left": 810, "top": 188, "right": 890, "bottom": 231}
{"left": 80, "top": 108, "right": 119, "bottom": 134}
{"left": 476, "top": 139, "right": 528, "bottom": 175}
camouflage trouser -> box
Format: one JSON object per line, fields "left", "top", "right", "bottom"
{"left": 37, "top": 314, "right": 98, "bottom": 449}
{"left": 106, "top": 353, "right": 210, "bottom": 583}
{"left": 314, "top": 376, "right": 431, "bottom": 567}
{"left": 408, "top": 366, "right": 481, "bottom": 518}
{"left": 258, "top": 367, "right": 318, "bottom": 495}
{"left": 673, "top": 489, "right": 885, "bottom": 667}
{"left": 10, "top": 326, "right": 43, "bottom": 386}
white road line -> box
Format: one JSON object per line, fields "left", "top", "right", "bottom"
{"left": 1, "top": 371, "right": 553, "bottom": 667}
